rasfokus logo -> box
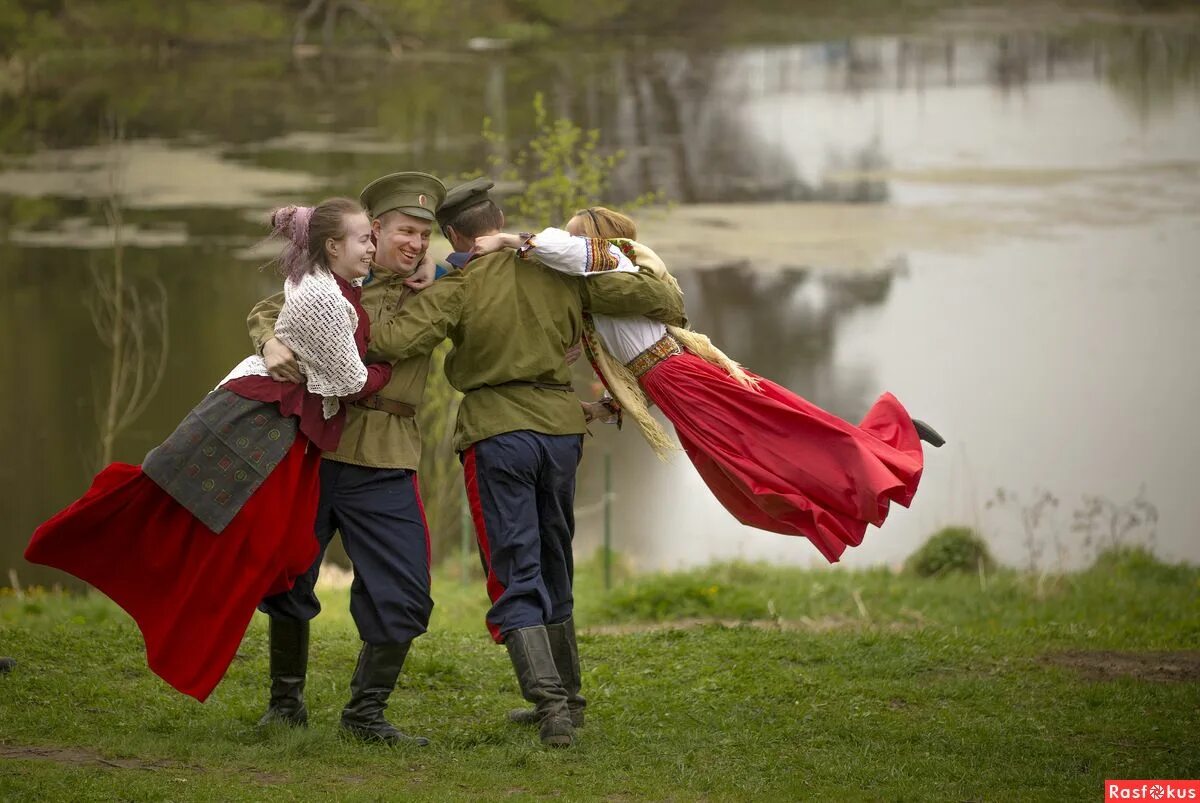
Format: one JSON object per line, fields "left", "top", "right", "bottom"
{"left": 1106, "top": 781, "right": 1200, "bottom": 801}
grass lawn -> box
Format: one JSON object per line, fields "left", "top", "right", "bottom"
{"left": 1, "top": 552, "right": 1198, "bottom": 801}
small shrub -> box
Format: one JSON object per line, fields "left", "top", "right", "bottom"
{"left": 906, "top": 526, "right": 994, "bottom": 577}
{"left": 597, "top": 571, "right": 767, "bottom": 622}
{"left": 1086, "top": 545, "right": 1190, "bottom": 583}
{"left": 1090, "top": 545, "right": 1160, "bottom": 573}
{"left": 482, "top": 92, "right": 661, "bottom": 229}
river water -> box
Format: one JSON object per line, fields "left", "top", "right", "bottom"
{"left": 2, "top": 7, "right": 1197, "bottom": 586}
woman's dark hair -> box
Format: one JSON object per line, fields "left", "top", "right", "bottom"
{"left": 269, "top": 197, "right": 363, "bottom": 282}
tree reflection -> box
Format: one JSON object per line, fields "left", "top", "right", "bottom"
{"left": 88, "top": 129, "right": 169, "bottom": 470}
{"left": 680, "top": 262, "right": 897, "bottom": 419}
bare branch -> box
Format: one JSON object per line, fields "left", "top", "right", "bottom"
{"left": 294, "top": 0, "right": 326, "bottom": 48}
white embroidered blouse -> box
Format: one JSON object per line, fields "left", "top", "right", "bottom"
{"left": 524, "top": 227, "right": 668, "bottom": 364}
{"left": 220, "top": 268, "right": 368, "bottom": 419}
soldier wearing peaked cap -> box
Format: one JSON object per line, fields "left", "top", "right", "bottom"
{"left": 435, "top": 177, "right": 498, "bottom": 270}
{"left": 360, "top": 170, "right": 446, "bottom": 222}
{"left": 362, "top": 179, "right": 687, "bottom": 747}
{"left": 247, "top": 171, "right": 447, "bottom": 747}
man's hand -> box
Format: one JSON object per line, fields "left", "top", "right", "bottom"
{"left": 403, "top": 251, "right": 437, "bottom": 291}
{"left": 263, "top": 337, "right": 303, "bottom": 383}
{"left": 565, "top": 341, "right": 583, "bottom": 366}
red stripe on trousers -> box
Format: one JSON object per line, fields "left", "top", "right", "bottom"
{"left": 411, "top": 475, "right": 432, "bottom": 581}
{"left": 462, "top": 446, "right": 506, "bottom": 643}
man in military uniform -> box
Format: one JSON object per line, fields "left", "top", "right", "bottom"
{"left": 366, "top": 179, "right": 686, "bottom": 747}
{"left": 435, "top": 179, "right": 498, "bottom": 270}
{"left": 247, "top": 172, "right": 446, "bottom": 747}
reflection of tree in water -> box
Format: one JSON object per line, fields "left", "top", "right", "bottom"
{"left": 291, "top": 0, "right": 406, "bottom": 56}
{"left": 678, "top": 262, "right": 897, "bottom": 420}
{"left": 602, "top": 41, "right": 894, "bottom": 203}
{"left": 88, "top": 127, "right": 169, "bottom": 471}
{"left": 1099, "top": 26, "right": 1200, "bottom": 120}
{"left": 607, "top": 48, "right": 805, "bottom": 203}
{"left": 4, "top": 23, "right": 1198, "bottom": 200}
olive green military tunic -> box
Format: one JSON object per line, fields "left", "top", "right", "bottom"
{"left": 365, "top": 250, "right": 685, "bottom": 453}
{"left": 247, "top": 268, "right": 430, "bottom": 470}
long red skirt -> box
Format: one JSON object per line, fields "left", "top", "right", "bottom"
{"left": 639, "top": 352, "right": 924, "bottom": 563}
{"left": 24, "top": 436, "right": 321, "bottom": 702}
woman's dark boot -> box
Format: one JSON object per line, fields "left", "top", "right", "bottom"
{"left": 507, "top": 616, "right": 586, "bottom": 728}
{"left": 505, "top": 625, "right": 575, "bottom": 747}
{"left": 340, "top": 642, "right": 429, "bottom": 746}
{"left": 913, "top": 419, "right": 945, "bottom": 448}
{"left": 257, "top": 617, "right": 309, "bottom": 727}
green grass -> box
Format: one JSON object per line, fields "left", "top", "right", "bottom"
{"left": 1, "top": 554, "right": 1198, "bottom": 801}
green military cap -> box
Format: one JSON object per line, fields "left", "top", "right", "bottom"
{"left": 436, "top": 177, "right": 495, "bottom": 226}
{"left": 359, "top": 171, "right": 447, "bottom": 222}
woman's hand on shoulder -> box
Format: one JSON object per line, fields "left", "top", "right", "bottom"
{"left": 473, "top": 232, "right": 522, "bottom": 256}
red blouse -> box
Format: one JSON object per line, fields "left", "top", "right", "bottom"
{"left": 223, "top": 273, "right": 391, "bottom": 452}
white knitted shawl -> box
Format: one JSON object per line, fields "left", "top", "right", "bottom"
{"left": 220, "top": 268, "right": 367, "bottom": 419}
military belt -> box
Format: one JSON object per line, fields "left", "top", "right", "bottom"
{"left": 491, "top": 380, "right": 575, "bottom": 393}
{"left": 355, "top": 394, "right": 418, "bottom": 417}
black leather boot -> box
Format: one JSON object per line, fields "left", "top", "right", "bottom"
{"left": 340, "top": 642, "right": 429, "bottom": 747}
{"left": 913, "top": 418, "right": 946, "bottom": 448}
{"left": 505, "top": 625, "right": 574, "bottom": 747}
{"left": 257, "top": 617, "right": 309, "bottom": 727}
{"left": 507, "top": 616, "right": 586, "bottom": 728}
{"left": 0, "top": 656, "right": 15, "bottom": 674}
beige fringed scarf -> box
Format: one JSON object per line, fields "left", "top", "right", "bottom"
{"left": 584, "top": 239, "right": 760, "bottom": 460}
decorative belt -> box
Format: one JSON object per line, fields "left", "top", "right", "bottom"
{"left": 626, "top": 334, "right": 682, "bottom": 378}
{"left": 490, "top": 380, "right": 575, "bottom": 393}
{"left": 355, "top": 394, "right": 417, "bottom": 417}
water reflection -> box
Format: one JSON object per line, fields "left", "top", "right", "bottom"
{"left": 570, "top": 262, "right": 904, "bottom": 569}
{"left": 3, "top": 14, "right": 1200, "bottom": 586}
{"left": 0, "top": 247, "right": 283, "bottom": 590}
{"left": 680, "top": 264, "right": 896, "bottom": 418}
{"left": 1, "top": 26, "right": 1195, "bottom": 205}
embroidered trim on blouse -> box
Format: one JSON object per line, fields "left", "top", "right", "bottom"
{"left": 612, "top": 239, "right": 637, "bottom": 262}
{"left": 625, "top": 334, "right": 682, "bottom": 378}
{"left": 583, "top": 237, "right": 621, "bottom": 273}
{"left": 515, "top": 232, "right": 537, "bottom": 260}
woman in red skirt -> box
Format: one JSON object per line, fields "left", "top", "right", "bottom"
{"left": 474, "top": 208, "right": 943, "bottom": 564}
{"left": 26, "top": 197, "right": 393, "bottom": 701}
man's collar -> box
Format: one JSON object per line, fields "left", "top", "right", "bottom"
{"left": 363, "top": 262, "right": 415, "bottom": 286}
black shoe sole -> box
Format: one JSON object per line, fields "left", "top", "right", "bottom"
{"left": 257, "top": 709, "right": 308, "bottom": 728}
{"left": 508, "top": 708, "right": 585, "bottom": 728}
{"left": 340, "top": 723, "right": 430, "bottom": 747}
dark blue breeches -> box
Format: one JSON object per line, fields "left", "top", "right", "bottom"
{"left": 260, "top": 460, "right": 433, "bottom": 645}
{"left": 462, "top": 431, "right": 583, "bottom": 642}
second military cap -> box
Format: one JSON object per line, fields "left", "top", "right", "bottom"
{"left": 436, "top": 177, "right": 495, "bottom": 226}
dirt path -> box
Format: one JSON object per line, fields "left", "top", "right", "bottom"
{"left": 0, "top": 744, "right": 286, "bottom": 783}
{"left": 1041, "top": 650, "right": 1200, "bottom": 683}
{"left": 583, "top": 614, "right": 921, "bottom": 636}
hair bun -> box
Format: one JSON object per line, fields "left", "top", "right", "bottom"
{"left": 270, "top": 205, "right": 314, "bottom": 250}
{"left": 269, "top": 204, "right": 315, "bottom": 280}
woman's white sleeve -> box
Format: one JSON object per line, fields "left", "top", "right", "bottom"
{"left": 520, "top": 227, "right": 637, "bottom": 276}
